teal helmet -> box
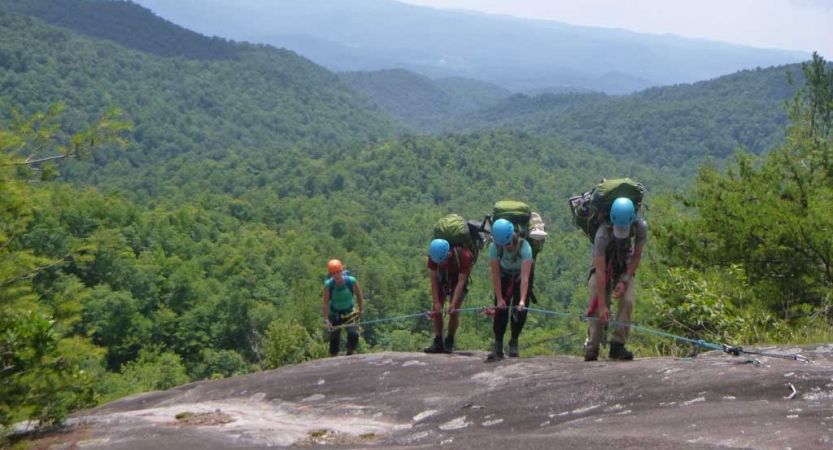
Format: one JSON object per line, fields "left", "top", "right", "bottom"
{"left": 610, "top": 197, "right": 636, "bottom": 226}
{"left": 491, "top": 219, "right": 515, "bottom": 246}
{"left": 429, "top": 239, "right": 450, "bottom": 263}
{"left": 610, "top": 197, "right": 636, "bottom": 239}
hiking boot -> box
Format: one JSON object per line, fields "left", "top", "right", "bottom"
{"left": 609, "top": 342, "right": 633, "bottom": 360}
{"left": 443, "top": 335, "right": 455, "bottom": 354}
{"left": 423, "top": 336, "right": 445, "bottom": 354}
{"left": 485, "top": 341, "right": 504, "bottom": 362}
{"left": 508, "top": 337, "right": 519, "bottom": 357}
{"left": 584, "top": 349, "right": 598, "bottom": 361}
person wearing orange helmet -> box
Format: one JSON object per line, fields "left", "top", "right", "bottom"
{"left": 322, "top": 259, "right": 364, "bottom": 357}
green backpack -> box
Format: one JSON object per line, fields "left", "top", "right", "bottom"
{"left": 490, "top": 200, "right": 546, "bottom": 260}
{"left": 569, "top": 178, "right": 644, "bottom": 243}
{"left": 433, "top": 214, "right": 487, "bottom": 266}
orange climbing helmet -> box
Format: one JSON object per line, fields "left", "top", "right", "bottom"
{"left": 327, "top": 259, "right": 344, "bottom": 274}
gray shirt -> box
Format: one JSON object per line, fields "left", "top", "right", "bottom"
{"left": 592, "top": 218, "right": 648, "bottom": 272}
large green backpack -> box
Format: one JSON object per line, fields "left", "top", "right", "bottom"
{"left": 433, "top": 214, "right": 487, "bottom": 266}
{"left": 490, "top": 200, "right": 546, "bottom": 260}
{"left": 569, "top": 178, "right": 644, "bottom": 243}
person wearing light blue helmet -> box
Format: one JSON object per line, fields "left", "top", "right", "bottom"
{"left": 491, "top": 218, "right": 515, "bottom": 246}
{"left": 486, "top": 218, "right": 533, "bottom": 361}
{"left": 610, "top": 197, "right": 637, "bottom": 239}
{"left": 424, "top": 238, "right": 473, "bottom": 354}
{"left": 429, "top": 239, "right": 450, "bottom": 264}
{"left": 585, "top": 195, "right": 648, "bottom": 362}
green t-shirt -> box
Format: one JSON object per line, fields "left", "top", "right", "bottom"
{"left": 325, "top": 276, "right": 356, "bottom": 312}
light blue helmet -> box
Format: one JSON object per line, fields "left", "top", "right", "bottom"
{"left": 610, "top": 197, "right": 636, "bottom": 226}
{"left": 491, "top": 219, "right": 515, "bottom": 246}
{"left": 429, "top": 239, "right": 450, "bottom": 264}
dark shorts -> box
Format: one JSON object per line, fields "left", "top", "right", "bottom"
{"left": 435, "top": 275, "right": 469, "bottom": 306}
{"left": 329, "top": 308, "right": 359, "bottom": 354}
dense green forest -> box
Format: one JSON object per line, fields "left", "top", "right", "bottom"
{"left": 446, "top": 65, "right": 800, "bottom": 172}
{"left": 334, "top": 63, "right": 800, "bottom": 175}
{"left": 339, "top": 69, "right": 510, "bottom": 130}
{"left": 0, "top": 0, "right": 831, "bottom": 436}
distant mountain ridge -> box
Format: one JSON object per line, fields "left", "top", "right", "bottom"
{"left": 132, "top": 0, "right": 808, "bottom": 94}
{"left": 0, "top": 0, "right": 240, "bottom": 60}
{"left": 447, "top": 64, "right": 801, "bottom": 170}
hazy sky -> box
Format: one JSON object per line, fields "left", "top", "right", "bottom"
{"left": 398, "top": 0, "right": 832, "bottom": 58}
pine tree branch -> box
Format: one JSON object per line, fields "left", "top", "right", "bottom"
{"left": 0, "top": 254, "right": 71, "bottom": 288}
{"left": 0, "top": 154, "right": 67, "bottom": 167}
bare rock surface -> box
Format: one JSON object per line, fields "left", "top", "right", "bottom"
{"left": 34, "top": 345, "right": 833, "bottom": 449}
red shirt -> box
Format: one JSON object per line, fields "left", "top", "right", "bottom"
{"left": 427, "top": 247, "right": 473, "bottom": 275}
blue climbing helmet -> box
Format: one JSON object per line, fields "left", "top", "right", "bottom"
{"left": 610, "top": 197, "right": 636, "bottom": 239}
{"left": 429, "top": 238, "right": 450, "bottom": 264}
{"left": 610, "top": 197, "right": 636, "bottom": 226}
{"left": 491, "top": 219, "right": 515, "bottom": 246}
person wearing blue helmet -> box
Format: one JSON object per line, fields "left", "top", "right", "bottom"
{"left": 485, "top": 218, "right": 534, "bottom": 361}
{"left": 424, "top": 238, "right": 473, "bottom": 353}
{"left": 585, "top": 196, "right": 648, "bottom": 362}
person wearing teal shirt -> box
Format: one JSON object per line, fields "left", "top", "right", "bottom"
{"left": 486, "top": 219, "right": 533, "bottom": 361}
{"left": 323, "top": 259, "right": 364, "bottom": 357}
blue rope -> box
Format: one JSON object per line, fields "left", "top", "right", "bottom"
{"left": 525, "top": 307, "right": 723, "bottom": 351}
{"left": 329, "top": 311, "right": 431, "bottom": 330}
{"left": 332, "top": 306, "right": 743, "bottom": 353}
{"left": 329, "top": 306, "right": 489, "bottom": 330}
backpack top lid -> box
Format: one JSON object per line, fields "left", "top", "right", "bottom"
{"left": 591, "top": 178, "right": 644, "bottom": 215}
{"left": 492, "top": 200, "right": 532, "bottom": 225}
{"left": 569, "top": 178, "right": 644, "bottom": 243}
{"left": 433, "top": 214, "right": 487, "bottom": 266}
{"left": 433, "top": 214, "right": 470, "bottom": 246}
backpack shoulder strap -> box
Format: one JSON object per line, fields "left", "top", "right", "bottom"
{"left": 497, "top": 235, "right": 521, "bottom": 259}
{"left": 328, "top": 272, "right": 354, "bottom": 298}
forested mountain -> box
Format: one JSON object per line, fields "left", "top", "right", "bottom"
{"left": 345, "top": 64, "right": 799, "bottom": 174}
{"left": 0, "top": 0, "right": 401, "bottom": 176}
{"left": 446, "top": 65, "right": 802, "bottom": 172}
{"left": 339, "top": 69, "right": 510, "bottom": 130}
{"left": 1, "top": 0, "right": 831, "bottom": 434}
{"left": 0, "top": 0, "right": 241, "bottom": 60}
{"left": 132, "top": 0, "right": 807, "bottom": 94}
